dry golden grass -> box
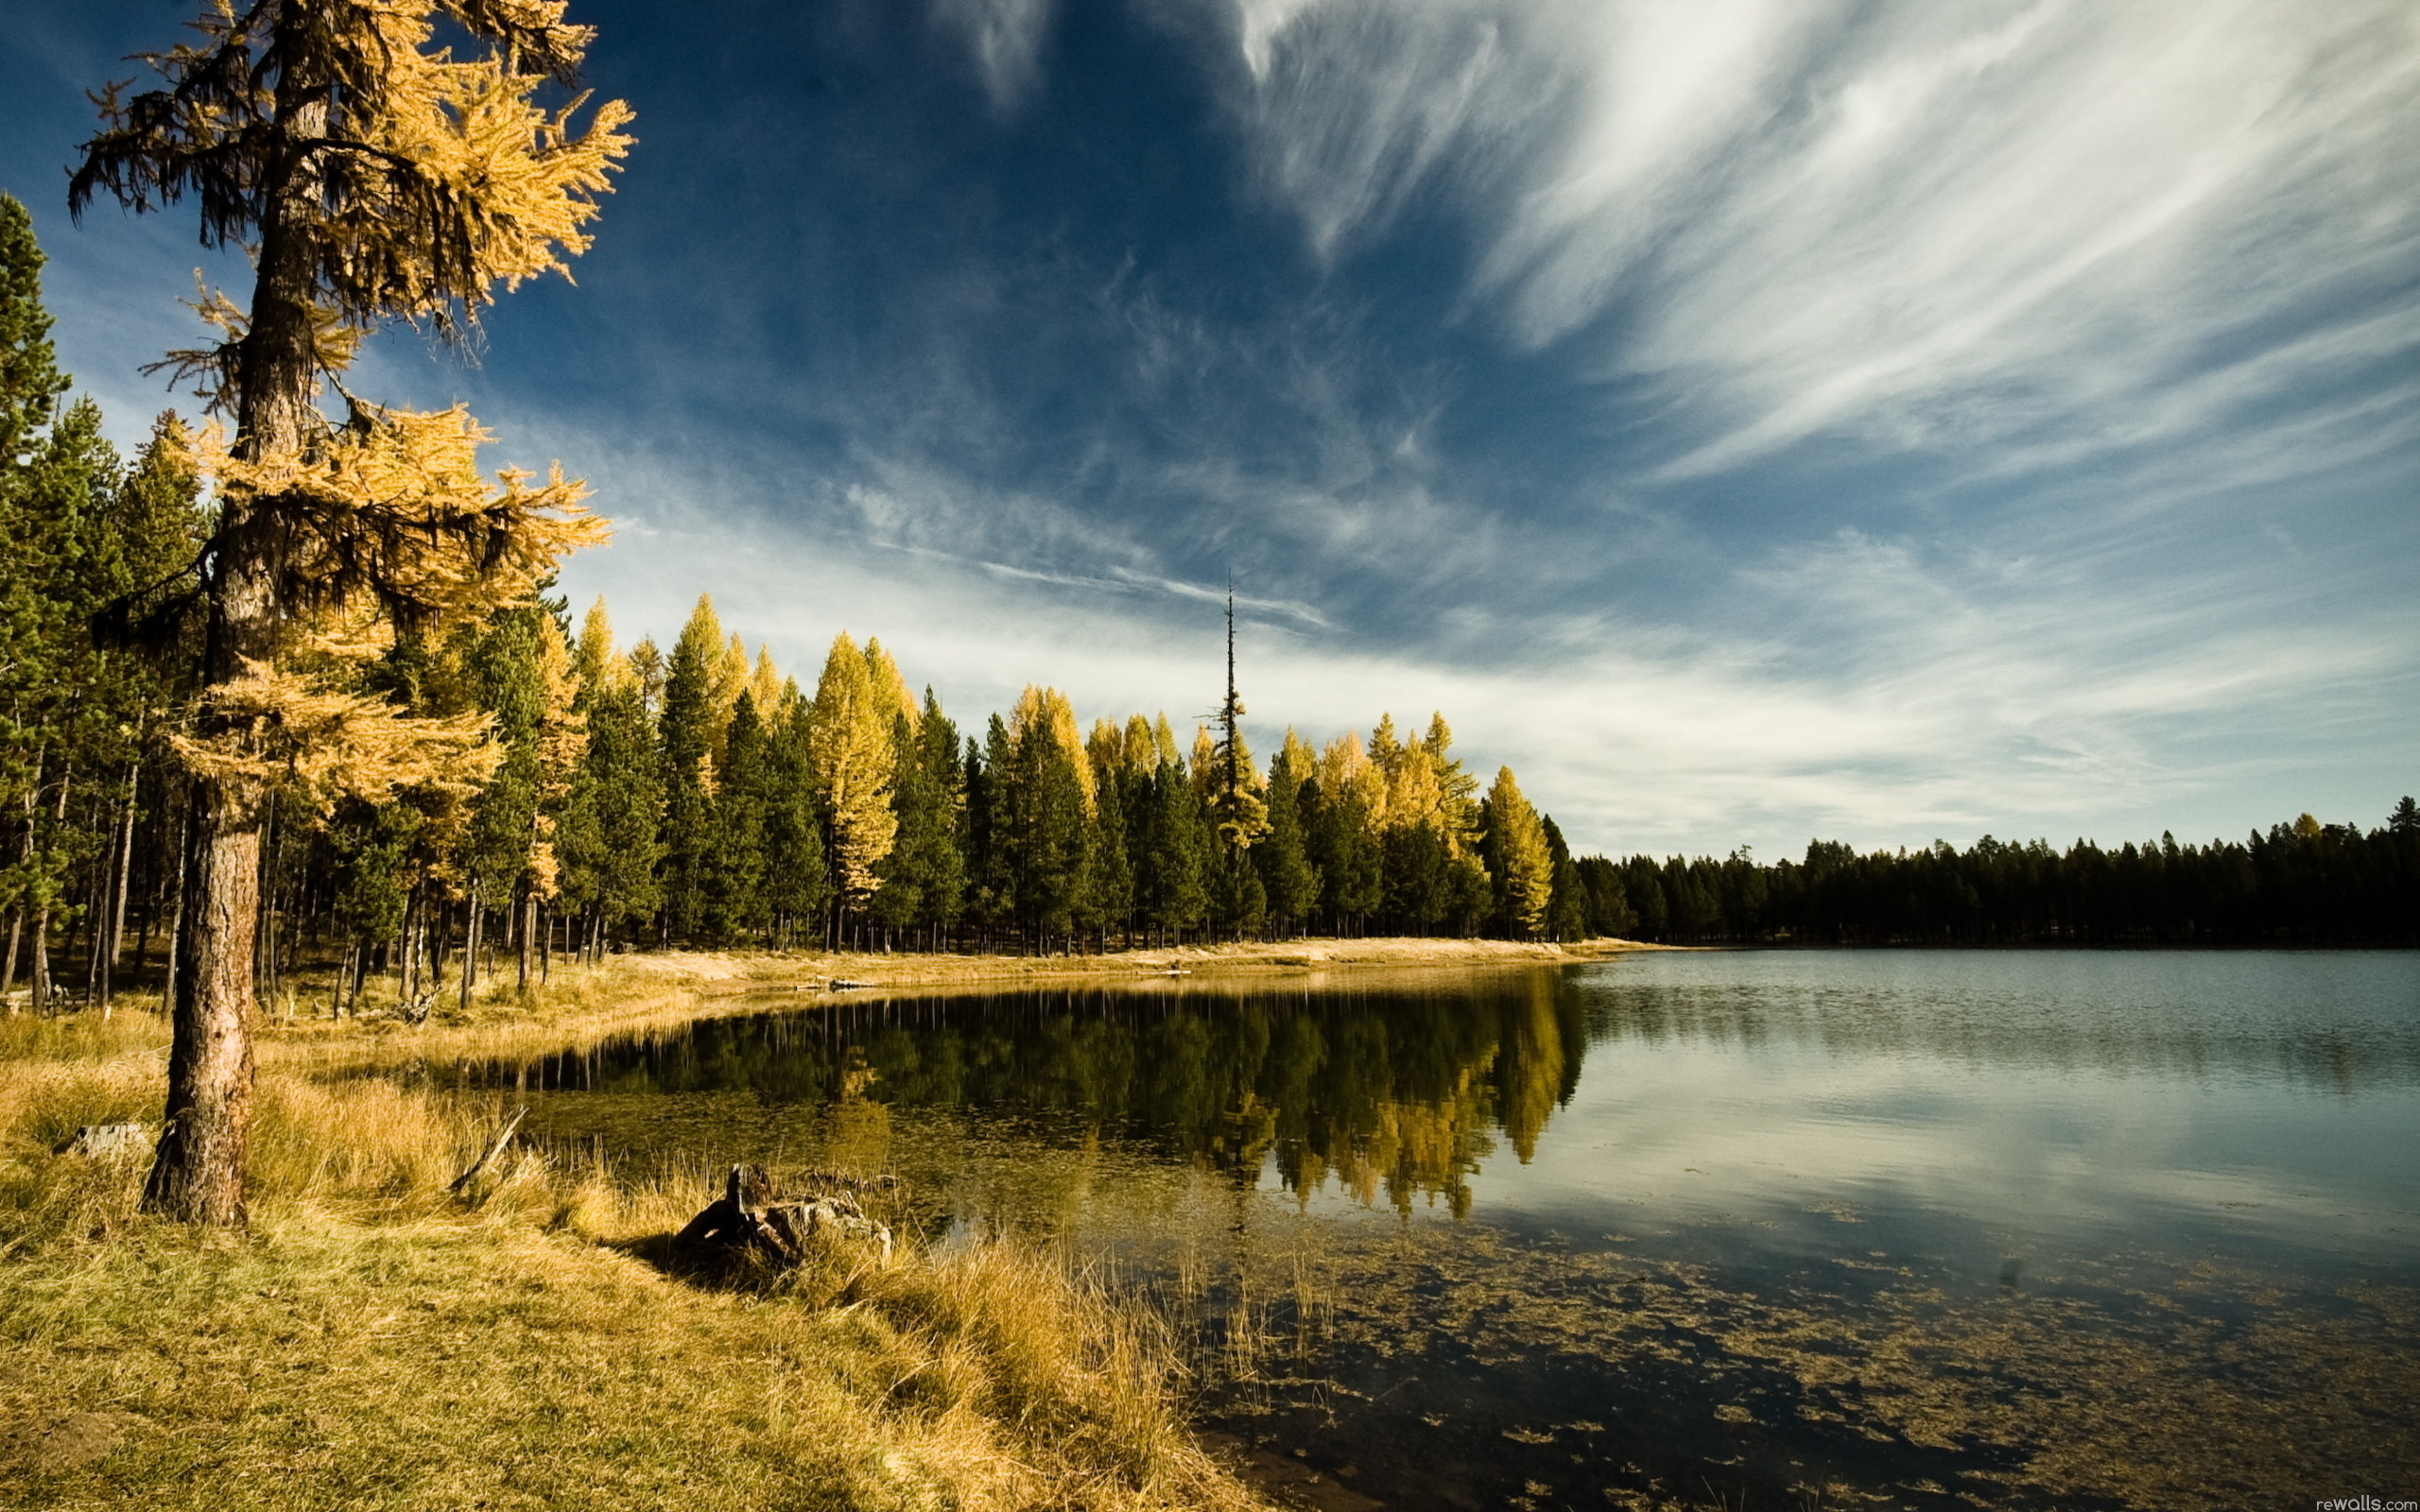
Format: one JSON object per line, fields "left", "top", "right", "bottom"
{"left": 0, "top": 1008, "right": 1268, "bottom": 1512}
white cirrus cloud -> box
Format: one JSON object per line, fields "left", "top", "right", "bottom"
{"left": 932, "top": 0, "right": 1060, "bottom": 111}
{"left": 1223, "top": 0, "right": 2420, "bottom": 488}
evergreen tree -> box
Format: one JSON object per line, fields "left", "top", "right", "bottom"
{"left": 1309, "top": 733, "right": 1384, "bottom": 933}
{"left": 871, "top": 708, "right": 942, "bottom": 941}
{"left": 1003, "top": 687, "right": 1093, "bottom": 946}
{"left": 561, "top": 668, "right": 663, "bottom": 953}
{"left": 657, "top": 598, "right": 720, "bottom": 941}
{"left": 1142, "top": 750, "right": 1212, "bottom": 941}
{"left": 1090, "top": 763, "right": 1135, "bottom": 944}
{"left": 1, "top": 397, "right": 125, "bottom": 1009}
{"left": 968, "top": 714, "right": 1016, "bottom": 936}
{"left": 1541, "top": 816, "right": 1589, "bottom": 942}
{"left": 704, "top": 693, "right": 770, "bottom": 941}
{"left": 1257, "top": 751, "right": 1320, "bottom": 936}
{"left": 761, "top": 689, "right": 831, "bottom": 947}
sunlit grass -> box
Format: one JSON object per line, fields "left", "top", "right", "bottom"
{"left": 0, "top": 1005, "right": 1266, "bottom": 1510}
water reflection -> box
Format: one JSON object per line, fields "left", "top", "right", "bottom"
{"left": 480, "top": 971, "right": 1584, "bottom": 1214}
{"left": 447, "top": 953, "right": 2420, "bottom": 1511}
{"left": 1572, "top": 950, "right": 2420, "bottom": 1092}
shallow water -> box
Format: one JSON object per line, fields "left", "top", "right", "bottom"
{"left": 459, "top": 951, "right": 2420, "bottom": 1510}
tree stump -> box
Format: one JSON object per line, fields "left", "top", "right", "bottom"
{"left": 671, "top": 1163, "right": 892, "bottom": 1274}
{"left": 54, "top": 1124, "right": 151, "bottom": 1160}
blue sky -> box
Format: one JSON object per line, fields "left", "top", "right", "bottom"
{"left": 6, "top": 0, "right": 2415, "bottom": 858}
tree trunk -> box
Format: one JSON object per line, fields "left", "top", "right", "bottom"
{"left": 144, "top": 770, "right": 262, "bottom": 1225}
{"left": 462, "top": 885, "right": 482, "bottom": 1013}
{"left": 101, "top": 767, "right": 137, "bottom": 1017}
{"left": 518, "top": 887, "right": 536, "bottom": 992}
{"left": 1, "top": 910, "right": 19, "bottom": 1013}
{"left": 27, "top": 903, "right": 50, "bottom": 1014}
{"left": 144, "top": 62, "right": 326, "bottom": 1223}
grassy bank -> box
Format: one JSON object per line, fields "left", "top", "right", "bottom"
{"left": 0, "top": 1003, "right": 1268, "bottom": 1510}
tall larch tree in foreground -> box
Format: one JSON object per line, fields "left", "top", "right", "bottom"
{"left": 71, "top": 0, "right": 631, "bottom": 1223}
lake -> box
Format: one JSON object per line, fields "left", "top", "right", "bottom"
{"left": 460, "top": 951, "right": 2420, "bottom": 1511}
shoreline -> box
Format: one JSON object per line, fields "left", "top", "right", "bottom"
{"left": 616, "top": 934, "right": 1667, "bottom": 995}
{"left": 241, "top": 936, "right": 1668, "bottom": 1071}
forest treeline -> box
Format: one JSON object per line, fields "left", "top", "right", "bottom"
{"left": 3, "top": 193, "right": 2413, "bottom": 1022}
{"left": 1572, "top": 811, "right": 2419, "bottom": 947}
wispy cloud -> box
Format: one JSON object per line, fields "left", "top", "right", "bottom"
{"left": 1227, "top": 0, "right": 2420, "bottom": 489}
{"left": 931, "top": 0, "right": 1059, "bottom": 111}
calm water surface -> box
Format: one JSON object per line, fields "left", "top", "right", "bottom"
{"left": 466, "top": 952, "right": 2420, "bottom": 1511}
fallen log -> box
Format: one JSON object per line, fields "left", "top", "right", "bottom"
{"left": 672, "top": 1163, "right": 893, "bottom": 1274}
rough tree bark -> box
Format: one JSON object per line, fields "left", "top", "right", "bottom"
{"left": 143, "top": 77, "right": 324, "bottom": 1225}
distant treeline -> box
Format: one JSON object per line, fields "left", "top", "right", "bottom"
{"left": 1568, "top": 808, "right": 2420, "bottom": 946}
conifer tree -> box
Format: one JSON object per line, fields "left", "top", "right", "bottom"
{"left": 1483, "top": 766, "right": 1552, "bottom": 939}
{"left": 0, "top": 198, "right": 72, "bottom": 1001}
{"left": 658, "top": 598, "right": 721, "bottom": 940}
{"left": 3, "top": 398, "right": 125, "bottom": 1010}
{"left": 1142, "top": 747, "right": 1211, "bottom": 942}
{"left": 560, "top": 658, "right": 662, "bottom": 954}
{"left": 1003, "top": 686, "right": 1094, "bottom": 948}
{"left": 873, "top": 691, "right": 966, "bottom": 946}
{"left": 915, "top": 690, "right": 969, "bottom": 942}
{"left": 808, "top": 631, "right": 901, "bottom": 917}
{"left": 967, "top": 715, "right": 1015, "bottom": 936}
{"left": 461, "top": 605, "right": 544, "bottom": 992}
{"left": 760, "top": 689, "right": 831, "bottom": 947}
{"left": 572, "top": 596, "right": 617, "bottom": 694}
{"left": 704, "top": 692, "right": 770, "bottom": 941}
{"left": 1309, "top": 732, "right": 1383, "bottom": 933}
{"left": 869, "top": 711, "right": 930, "bottom": 939}
{"left": 1090, "top": 763, "right": 1135, "bottom": 945}
{"left": 1258, "top": 751, "right": 1320, "bottom": 936}
{"left": 1541, "top": 816, "right": 1590, "bottom": 942}
{"left": 72, "top": 0, "right": 630, "bottom": 1222}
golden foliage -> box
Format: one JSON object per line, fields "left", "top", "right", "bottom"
{"left": 809, "top": 632, "right": 899, "bottom": 904}
{"left": 1011, "top": 686, "right": 1095, "bottom": 813}
{"left": 1486, "top": 766, "right": 1553, "bottom": 940}
{"left": 750, "top": 645, "right": 783, "bottom": 718}
{"left": 572, "top": 594, "right": 626, "bottom": 696}
{"left": 862, "top": 637, "right": 918, "bottom": 730}
{"left": 76, "top": 0, "right": 635, "bottom": 338}
{"left": 525, "top": 613, "right": 585, "bottom": 900}
{"left": 171, "top": 655, "right": 499, "bottom": 808}
{"left": 1278, "top": 727, "right": 1316, "bottom": 785}
{"left": 180, "top": 405, "right": 607, "bottom": 626}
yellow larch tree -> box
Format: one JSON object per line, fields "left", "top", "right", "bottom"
{"left": 72, "top": 0, "right": 632, "bottom": 1222}
{"left": 862, "top": 637, "right": 918, "bottom": 730}
{"left": 1486, "top": 765, "right": 1553, "bottom": 939}
{"left": 1011, "top": 686, "right": 1094, "bottom": 813}
{"left": 751, "top": 645, "right": 784, "bottom": 716}
{"left": 572, "top": 594, "right": 628, "bottom": 696}
{"left": 808, "top": 631, "right": 899, "bottom": 908}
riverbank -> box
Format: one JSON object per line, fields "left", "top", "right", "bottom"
{"left": 1, "top": 939, "right": 1652, "bottom": 1505}
{"left": 0, "top": 1005, "right": 1276, "bottom": 1509}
